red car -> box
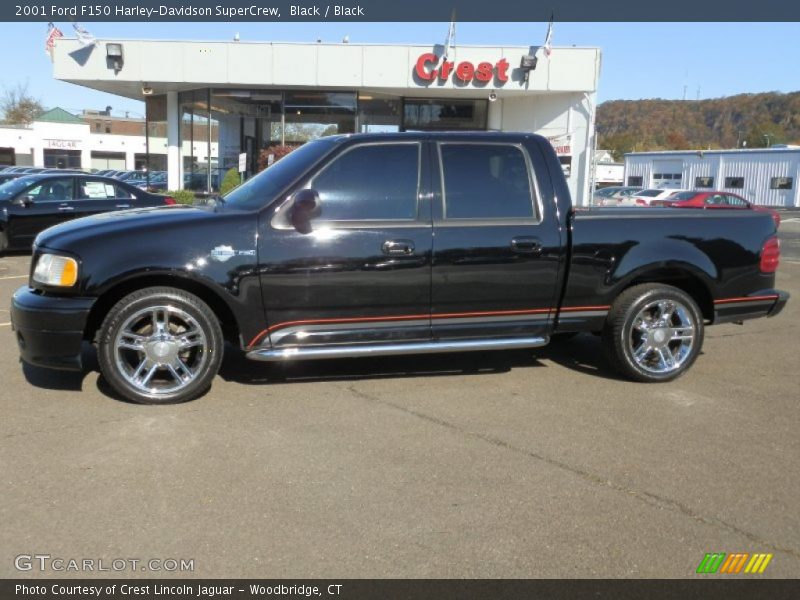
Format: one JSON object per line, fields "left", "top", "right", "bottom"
{"left": 654, "top": 191, "right": 781, "bottom": 227}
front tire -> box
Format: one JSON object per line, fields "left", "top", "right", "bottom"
{"left": 97, "top": 287, "right": 223, "bottom": 404}
{"left": 602, "top": 284, "right": 704, "bottom": 382}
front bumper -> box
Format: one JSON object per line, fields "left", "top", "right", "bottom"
{"left": 10, "top": 286, "right": 95, "bottom": 371}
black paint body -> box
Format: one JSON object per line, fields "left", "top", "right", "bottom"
{"left": 10, "top": 132, "right": 788, "bottom": 371}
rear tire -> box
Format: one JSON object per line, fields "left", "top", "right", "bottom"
{"left": 602, "top": 284, "right": 704, "bottom": 382}
{"left": 97, "top": 287, "right": 223, "bottom": 404}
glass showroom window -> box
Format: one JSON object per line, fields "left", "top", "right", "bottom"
{"left": 211, "top": 89, "right": 282, "bottom": 178}
{"left": 283, "top": 91, "right": 357, "bottom": 143}
{"left": 144, "top": 95, "right": 168, "bottom": 176}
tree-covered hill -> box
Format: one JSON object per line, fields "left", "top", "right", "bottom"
{"left": 597, "top": 91, "right": 800, "bottom": 161}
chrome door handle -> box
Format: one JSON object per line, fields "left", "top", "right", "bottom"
{"left": 382, "top": 239, "right": 415, "bottom": 256}
{"left": 116, "top": 204, "right": 131, "bottom": 209}
{"left": 58, "top": 204, "right": 74, "bottom": 212}
{"left": 511, "top": 236, "right": 542, "bottom": 254}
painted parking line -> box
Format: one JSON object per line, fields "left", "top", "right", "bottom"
{"left": 0, "top": 322, "right": 11, "bottom": 327}
{"left": 0, "top": 275, "right": 27, "bottom": 280}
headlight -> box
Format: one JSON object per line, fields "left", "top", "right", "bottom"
{"left": 32, "top": 254, "right": 78, "bottom": 287}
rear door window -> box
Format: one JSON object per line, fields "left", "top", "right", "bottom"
{"left": 79, "top": 179, "right": 136, "bottom": 200}
{"left": 439, "top": 143, "right": 535, "bottom": 220}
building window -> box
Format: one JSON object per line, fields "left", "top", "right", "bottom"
{"left": 43, "top": 149, "right": 81, "bottom": 169}
{"left": 695, "top": 176, "right": 714, "bottom": 188}
{"left": 627, "top": 176, "right": 643, "bottom": 186}
{"left": 770, "top": 177, "right": 793, "bottom": 190}
{"left": 358, "top": 92, "right": 401, "bottom": 133}
{"left": 283, "top": 91, "right": 357, "bottom": 142}
{"left": 724, "top": 177, "right": 745, "bottom": 189}
{"left": 403, "top": 98, "right": 488, "bottom": 131}
{"left": 94, "top": 122, "right": 101, "bottom": 132}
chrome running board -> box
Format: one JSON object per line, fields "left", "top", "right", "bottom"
{"left": 246, "top": 336, "right": 549, "bottom": 362}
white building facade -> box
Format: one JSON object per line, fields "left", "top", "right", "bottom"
{"left": 51, "top": 37, "right": 601, "bottom": 203}
{"left": 624, "top": 148, "right": 800, "bottom": 207}
{"left": 0, "top": 109, "right": 217, "bottom": 174}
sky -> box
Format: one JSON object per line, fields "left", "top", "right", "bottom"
{"left": 1, "top": 21, "right": 798, "bottom": 116}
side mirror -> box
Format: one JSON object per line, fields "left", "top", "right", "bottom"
{"left": 290, "top": 189, "right": 321, "bottom": 233}
{"left": 18, "top": 195, "right": 34, "bottom": 207}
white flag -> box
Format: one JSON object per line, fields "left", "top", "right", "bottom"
{"left": 443, "top": 15, "right": 456, "bottom": 61}
{"left": 542, "top": 14, "right": 554, "bottom": 59}
{"left": 73, "top": 23, "right": 96, "bottom": 47}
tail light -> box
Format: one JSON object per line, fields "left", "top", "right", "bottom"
{"left": 163, "top": 196, "right": 177, "bottom": 205}
{"left": 771, "top": 210, "right": 781, "bottom": 228}
{"left": 635, "top": 198, "right": 646, "bottom": 206}
{"left": 760, "top": 236, "right": 780, "bottom": 273}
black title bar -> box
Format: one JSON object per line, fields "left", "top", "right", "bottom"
{"left": 3, "top": 579, "right": 800, "bottom": 600}
{"left": 5, "top": 0, "right": 800, "bottom": 22}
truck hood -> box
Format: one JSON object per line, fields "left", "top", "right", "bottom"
{"left": 35, "top": 204, "right": 226, "bottom": 251}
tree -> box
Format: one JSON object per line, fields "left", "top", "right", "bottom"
{"left": 1, "top": 83, "right": 44, "bottom": 125}
{"left": 220, "top": 167, "right": 241, "bottom": 195}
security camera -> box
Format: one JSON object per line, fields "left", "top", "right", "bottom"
{"left": 141, "top": 84, "right": 153, "bottom": 96}
{"left": 488, "top": 91, "right": 498, "bottom": 102}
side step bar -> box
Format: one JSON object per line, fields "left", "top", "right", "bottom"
{"left": 246, "top": 336, "right": 549, "bottom": 362}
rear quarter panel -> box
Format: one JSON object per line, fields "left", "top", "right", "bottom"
{"left": 560, "top": 208, "right": 778, "bottom": 330}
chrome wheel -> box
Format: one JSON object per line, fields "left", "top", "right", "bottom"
{"left": 114, "top": 305, "right": 209, "bottom": 395}
{"left": 629, "top": 299, "right": 695, "bottom": 375}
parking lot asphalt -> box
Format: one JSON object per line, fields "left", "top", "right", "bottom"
{"left": 1, "top": 221, "right": 799, "bottom": 579}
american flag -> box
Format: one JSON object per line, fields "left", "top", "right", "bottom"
{"left": 45, "top": 22, "right": 63, "bottom": 58}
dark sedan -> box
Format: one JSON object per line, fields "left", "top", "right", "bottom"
{"left": 0, "top": 173, "right": 176, "bottom": 252}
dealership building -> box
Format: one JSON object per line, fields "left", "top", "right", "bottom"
{"left": 624, "top": 147, "right": 800, "bottom": 207}
{"left": 49, "top": 36, "right": 601, "bottom": 203}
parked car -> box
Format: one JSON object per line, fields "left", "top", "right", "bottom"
{"left": 629, "top": 188, "right": 689, "bottom": 206}
{"left": 0, "top": 173, "right": 175, "bottom": 252}
{"left": 133, "top": 171, "right": 168, "bottom": 192}
{"left": 0, "top": 172, "right": 29, "bottom": 185}
{"left": 652, "top": 191, "right": 782, "bottom": 228}
{"left": 594, "top": 186, "right": 643, "bottom": 206}
{"left": 10, "top": 132, "right": 787, "bottom": 404}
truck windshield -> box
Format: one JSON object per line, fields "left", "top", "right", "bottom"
{"left": 222, "top": 138, "right": 340, "bottom": 210}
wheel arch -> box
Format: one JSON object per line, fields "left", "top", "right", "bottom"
{"left": 620, "top": 265, "right": 715, "bottom": 322}
{"left": 84, "top": 274, "right": 241, "bottom": 345}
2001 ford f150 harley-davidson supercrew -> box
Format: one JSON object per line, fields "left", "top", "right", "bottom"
{"left": 11, "top": 132, "right": 788, "bottom": 404}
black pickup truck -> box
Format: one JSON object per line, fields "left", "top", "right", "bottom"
{"left": 11, "top": 132, "right": 788, "bottom": 404}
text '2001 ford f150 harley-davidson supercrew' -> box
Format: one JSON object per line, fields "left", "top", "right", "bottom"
{"left": 11, "top": 132, "right": 788, "bottom": 404}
